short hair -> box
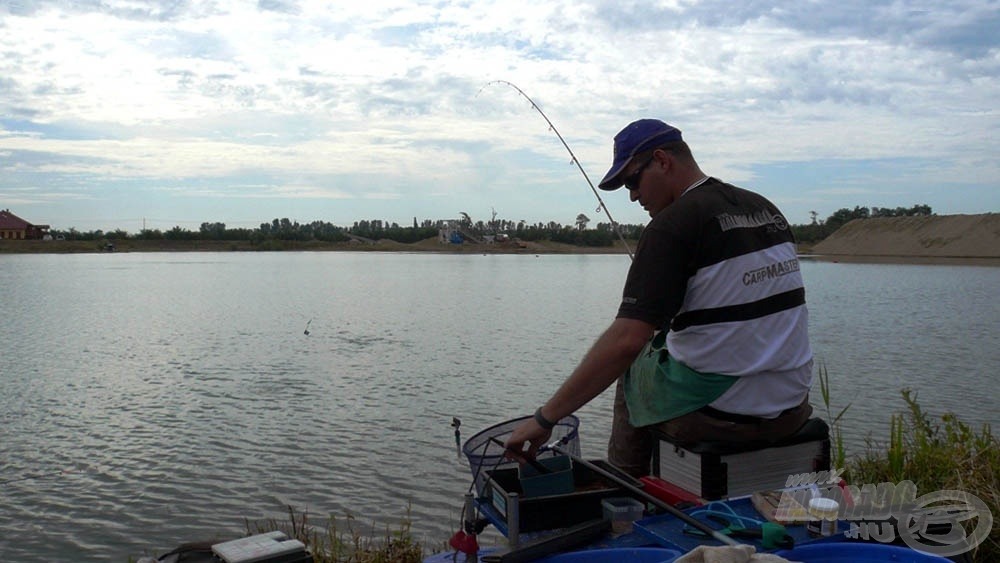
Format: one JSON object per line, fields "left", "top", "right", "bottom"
{"left": 657, "top": 140, "right": 694, "bottom": 162}
{"left": 636, "top": 140, "right": 695, "bottom": 164}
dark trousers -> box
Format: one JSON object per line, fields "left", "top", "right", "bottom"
{"left": 607, "top": 377, "right": 813, "bottom": 477}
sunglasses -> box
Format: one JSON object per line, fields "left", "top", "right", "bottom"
{"left": 623, "top": 156, "right": 654, "bottom": 191}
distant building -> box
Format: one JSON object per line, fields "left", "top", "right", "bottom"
{"left": 438, "top": 219, "right": 486, "bottom": 244}
{"left": 438, "top": 220, "right": 463, "bottom": 244}
{"left": 0, "top": 209, "right": 50, "bottom": 240}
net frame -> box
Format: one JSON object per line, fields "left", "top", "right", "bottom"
{"left": 462, "top": 414, "right": 581, "bottom": 496}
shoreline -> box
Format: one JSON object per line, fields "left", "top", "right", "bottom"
{"left": 2, "top": 239, "right": 998, "bottom": 266}
{"left": 0, "top": 238, "right": 634, "bottom": 255}
{"left": 798, "top": 254, "right": 1000, "bottom": 267}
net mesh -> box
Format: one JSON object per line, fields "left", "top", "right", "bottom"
{"left": 462, "top": 414, "right": 581, "bottom": 496}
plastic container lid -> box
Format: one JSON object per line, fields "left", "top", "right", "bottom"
{"left": 602, "top": 497, "right": 645, "bottom": 535}
{"left": 808, "top": 497, "right": 840, "bottom": 516}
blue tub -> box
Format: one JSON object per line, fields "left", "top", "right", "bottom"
{"left": 535, "top": 547, "right": 681, "bottom": 562}
{"left": 774, "top": 543, "right": 951, "bottom": 562}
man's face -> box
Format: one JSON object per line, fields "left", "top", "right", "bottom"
{"left": 624, "top": 151, "right": 673, "bottom": 217}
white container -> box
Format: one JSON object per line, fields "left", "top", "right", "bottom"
{"left": 807, "top": 497, "right": 840, "bottom": 537}
{"left": 602, "top": 497, "right": 645, "bottom": 535}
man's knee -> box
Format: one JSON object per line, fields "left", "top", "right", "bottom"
{"left": 608, "top": 414, "right": 653, "bottom": 476}
{"left": 607, "top": 432, "right": 652, "bottom": 478}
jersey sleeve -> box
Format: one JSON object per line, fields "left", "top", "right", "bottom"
{"left": 616, "top": 219, "right": 694, "bottom": 328}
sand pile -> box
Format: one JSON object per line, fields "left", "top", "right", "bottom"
{"left": 812, "top": 213, "right": 999, "bottom": 259}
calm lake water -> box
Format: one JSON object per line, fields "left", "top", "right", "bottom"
{"left": 1, "top": 252, "right": 997, "bottom": 561}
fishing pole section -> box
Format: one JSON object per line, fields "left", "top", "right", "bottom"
{"left": 478, "top": 80, "right": 634, "bottom": 261}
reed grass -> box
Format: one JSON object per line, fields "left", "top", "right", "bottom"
{"left": 841, "top": 388, "right": 998, "bottom": 562}
{"left": 817, "top": 361, "right": 851, "bottom": 469}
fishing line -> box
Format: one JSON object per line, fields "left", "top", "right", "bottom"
{"left": 478, "top": 80, "right": 634, "bottom": 261}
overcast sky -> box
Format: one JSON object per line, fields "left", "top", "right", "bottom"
{"left": 1, "top": 0, "right": 997, "bottom": 233}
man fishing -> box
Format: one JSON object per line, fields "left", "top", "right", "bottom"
{"left": 505, "top": 119, "right": 814, "bottom": 477}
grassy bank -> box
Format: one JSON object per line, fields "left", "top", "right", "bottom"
{"left": 844, "top": 392, "right": 998, "bottom": 562}
{"left": 246, "top": 506, "right": 426, "bottom": 563}
{"left": 819, "top": 366, "right": 998, "bottom": 562}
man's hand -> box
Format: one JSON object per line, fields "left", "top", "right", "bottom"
{"left": 504, "top": 417, "right": 552, "bottom": 461}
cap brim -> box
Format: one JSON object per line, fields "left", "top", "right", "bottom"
{"left": 598, "top": 156, "right": 633, "bottom": 191}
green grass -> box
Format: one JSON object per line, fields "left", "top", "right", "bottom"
{"left": 245, "top": 505, "right": 425, "bottom": 563}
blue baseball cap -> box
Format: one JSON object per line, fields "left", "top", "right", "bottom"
{"left": 597, "top": 119, "right": 683, "bottom": 190}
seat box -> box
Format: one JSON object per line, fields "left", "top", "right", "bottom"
{"left": 652, "top": 418, "right": 831, "bottom": 500}
{"left": 482, "top": 459, "right": 642, "bottom": 533}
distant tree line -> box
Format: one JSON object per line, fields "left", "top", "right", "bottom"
{"left": 47, "top": 204, "right": 932, "bottom": 247}
{"left": 48, "top": 216, "right": 645, "bottom": 247}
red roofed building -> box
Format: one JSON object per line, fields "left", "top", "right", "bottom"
{"left": 0, "top": 209, "right": 50, "bottom": 240}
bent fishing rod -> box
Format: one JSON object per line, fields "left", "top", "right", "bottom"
{"left": 479, "top": 80, "right": 634, "bottom": 261}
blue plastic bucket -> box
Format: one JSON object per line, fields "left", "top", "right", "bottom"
{"left": 773, "top": 543, "right": 951, "bottom": 562}
{"left": 535, "top": 547, "right": 681, "bottom": 563}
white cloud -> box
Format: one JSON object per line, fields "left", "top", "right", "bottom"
{"left": 0, "top": 0, "right": 996, "bottom": 230}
